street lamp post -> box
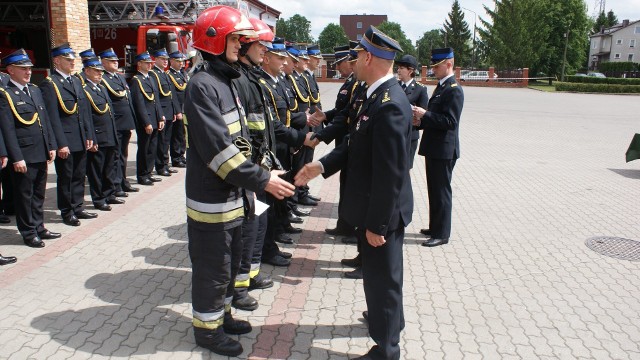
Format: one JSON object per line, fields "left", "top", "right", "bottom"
{"left": 461, "top": 6, "right": 477, "bottom": 69}
{"left": 561, "top": 21, "right": 572, "bottom": 82}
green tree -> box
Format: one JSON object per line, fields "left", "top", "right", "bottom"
{"left": 318, "top": 23, "right": 349, "bottom": 54}
{"left": 376, "top": 21, "right": 416, "bottom": 59}
{"left": 479, "top": 0, "right": 589, "bottom": 76}
{"left": 593, "top": 9, "right": 618, "bottom": 33}
{"left": 416, "top": 29, "right": 444, "bottom": 66}
{"left": 275, "top": 18, "right": 289, "bottom": 39}
{"left": 287, "top": 14, "right": 314, "bottom": 43}
{"left": 441, "top": 0, "right": 472, "bottom": 67}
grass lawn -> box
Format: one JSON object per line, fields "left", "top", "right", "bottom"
{"left": 528, "top": 84, "right": 556, "bottom": 92}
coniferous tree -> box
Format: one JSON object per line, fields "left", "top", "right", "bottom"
{"left": 441, "top": 0, "right": 472, "bottom": 67}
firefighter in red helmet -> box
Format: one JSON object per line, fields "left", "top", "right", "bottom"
{"left": 184, "top": 5, "right": 294, "bottom": 357}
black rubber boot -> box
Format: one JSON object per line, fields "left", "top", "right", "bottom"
{"left": 223, "top": 311, "right": 252, "bottom": 335}
{"left": 194, "top": 326, "right": 243, "bottom": 357}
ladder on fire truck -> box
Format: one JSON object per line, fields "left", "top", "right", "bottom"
{"left": 0, "top": 2, "right": 47, "bottom": 26}
{"left": 87, "top": 0, "right": 239, "bottom": 27}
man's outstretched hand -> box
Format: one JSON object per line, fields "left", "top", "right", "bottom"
{"left": 294, "top": 161, "right": 323, "bottom": 187}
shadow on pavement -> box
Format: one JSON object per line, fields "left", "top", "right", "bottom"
{"left": 162, "top": 223, "right": 187, "bottom": 241}
{"left": 132, "top": 243, "right": 190, "bottom": 268}
{"left": 608, "top": 168, "right": 640, "bottom": 179}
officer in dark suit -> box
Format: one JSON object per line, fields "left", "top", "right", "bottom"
{"left": 82, "top": 57, "right": 124, "bottom": 211}
{"left": 396, "top": 54, "right": 429, "bottom": 167}
{"left": 150, "top": 48, "right": 179, "bottom": 177}
{"left": 0, "top": 123, "right": 17, "bottom": 263}
{"left": 74, "top": 48, "right": 97, "bottom": 86}
{"left": 130, "top": 51, "right": 165, "bottom": 186}
{"left": 40, "top": 43, "right": 97, "bottom": 227}
{"left": 413, "top": 47, "right": 464, "bottom": 247}
{"left": 296, "top": 26, "right": 413, "bottom": 360}
{"left": 0, "top": 66, "right": 12, "bottom": 223}
{"left": 99, "top": 48, "right": 139, "bottom": 194}
{"left": 167, "top": 51, "right": 188, "bottom": 168}
{"left": 0, "top": 49, "right": 60, "bottom": 248}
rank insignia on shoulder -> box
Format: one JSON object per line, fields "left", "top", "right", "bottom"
{"left": 381, "top": 90, "right": 391, "bottom": 103}
{"left": 451, "top": 83, "right": 458, "bottom": 87}
{"left": 16, "top": 101, "right": 26, "bottom": 105}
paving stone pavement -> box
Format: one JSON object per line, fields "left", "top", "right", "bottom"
{"left": 1, "top": 83, "right": 640, "bottom": 359}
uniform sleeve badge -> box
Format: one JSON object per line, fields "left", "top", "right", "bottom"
{"left": 381, "top": 90, "right": 391, "bottom": 103}
{"left": 340, "top": 89, "right": 348, "bottom": 95}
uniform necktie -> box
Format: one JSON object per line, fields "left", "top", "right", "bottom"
{"left": 401, "top": 83, "right": 407, "bottom": 90}
{"left": 23, "top": 86, "right": 31, "bottom": 98}
{"left": 67, "top": 77, "right": 73, "bottom": 85}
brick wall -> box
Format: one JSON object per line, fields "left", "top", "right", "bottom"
{"left": 49, "top": 0, "right": 91, "bottom": 72}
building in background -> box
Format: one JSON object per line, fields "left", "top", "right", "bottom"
{"left": 589, "top": 19, "right": 640, "bottom": 70}
{"left": 339, "top": 14, "right": 387, "bottom": 41}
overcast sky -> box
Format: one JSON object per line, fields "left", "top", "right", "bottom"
{"left": 264, "top": 0, "right": 640, "bottom": 43}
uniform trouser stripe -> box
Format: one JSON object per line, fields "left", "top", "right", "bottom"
{"left": 187, "top": 207, "right": 244, "bottom": 224}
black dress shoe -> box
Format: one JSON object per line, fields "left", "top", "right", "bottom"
{"left": 123, "top": 184, "right": 140, "bottom": 192}
{"left": 362, "top": 311, "right": 368, "bottom": 321}
{"left": 0, "top": 214, "right": 10, "bottom": 223}
{"left": 278, "top": 250, "right": 292, "bottom": 259}
{"left": 149, "top": 176, "right": 162, "bottom": 182}
{"left": 420, "top": 228, "right": 432, "bottom": 236}
{"left": 341, "top": 235, "right": 358, "bottom": 244}
{"left": 341, "top": 256, "right": 362, "bottom": 268}
{"left": 114, "top": 191, "right": 128, "bottom": 198}
{"left": 138, "top": 178, "right": 154, "bottom": 186}
{"left": 106, "top": 197, "right": 125, "bottom": 205}
{"left": 223, "top": 312, "right": 252, "bottom": 334}
{"left": 232, "top": 296, "right": 259, "bottom": 311}
{"left": 194, "top": 327, "right": 243, "bottom": 357}
{"left": 24, "top": 236, "right": 45, "bottom": 248}
{"left": 263, "top": 254, "right": 291, "bottom": 267}
{"left": 296, "top": 196, "right": 318, "bottom": 206}
{"left": 325, "top": 227, "right": 352, "bottom": 236}
{"left": 0, "top": 255, "right": 17, "bottom": 265}
{"left": 95, "top": 203, "right": 112, "bottom": 211}
{"left": 422, "top": 238, "right": 449, "bottom": 247}
{"left": 283, "top": 225, "right": 303, "bottom": 234}
{"left": 275, "top": 233, "right": 294, "bottom": 244}
{"left": 306, "top": 194, "right": 321, "bottom": 201}
{"left": 288, "top": 213, "right": 303, "bottom": 224}
{"left": 290, "top": 205, "right": 310, "bottom": 217}
{"left": 172, "top": 161, "right": 186, "bottom": 168}
{"left": 157, "top": 169, "right": 171, "bottom": 177}
{"left": 344, "top": 267, "right": 363, "bottom": 279}
{"left": 168, "top": 168, "right": 178, "bottom": 173}
{"left": 38, "top": 230, "right": 61, "bottom": 240}
{"left": 63, "top": 214, "right": 81, "bottom": 226}
{"left": 75, "top": 210, "right": 98, "bottom": 219}
{"left": 249, "top": 274, "right": 274, "bottom": 290}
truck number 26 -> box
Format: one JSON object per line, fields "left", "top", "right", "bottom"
{"left": 91, "top": 28, "right": 117, "bottom": 40}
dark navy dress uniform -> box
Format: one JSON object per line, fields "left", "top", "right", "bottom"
{"left": 167, "top": 51, "right": 188, "bottom": 165}
{"left": 82, "top": 58, "right": 120, "bottom": 208}
{"left": 40, "top": 44, "right": 95, "bottom": 221}
{"left": 0, "top": 50, "right": 57, "bottom": 244}
{"left": 150, "top": 49, "right": 180, "bottom": 174}
{"left": 99, "top": 48, "right": 138, "bottom": 192}
{"left": 130, "top": 52, "right": 164, "bottom": 183}
{"left": 417, "top": 57, "right": 463, "bottom": 242}
{"left": 319, "top": 27, "right": 413, "bottom": 360}
{"left": 401, "top": 79, "right": 429, "bottom": 166}
{"left": 0, "top": 71, "right": 13, "bottom": 217}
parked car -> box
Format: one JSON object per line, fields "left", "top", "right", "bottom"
{"left": 460, "top": 70, "right": 498, "bottom": 82}
{"left": 587, "top": 72, "right": 606, "bottom": 78}
{"left": 574, "top": 73, "right": 588, "bottom": 77}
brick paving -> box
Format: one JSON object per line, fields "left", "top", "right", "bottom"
{"left": 1, "top": 83, "right": 640, "bottom": 359}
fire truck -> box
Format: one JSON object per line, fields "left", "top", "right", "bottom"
{"left": 87, "top": 0, "right": 226, "bottom": 77}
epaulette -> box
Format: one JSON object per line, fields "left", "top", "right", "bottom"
{"left": 27, "top": 83, "right": 38, "bottom": 88}
{"left": 451, "top": 83, "right": 458, "bottom": 87}
{"left": 44, "top": 76, "right": 52, "bottom": 82}
{"left": 259, "top": 78, "right": 267, "bottom": 85}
